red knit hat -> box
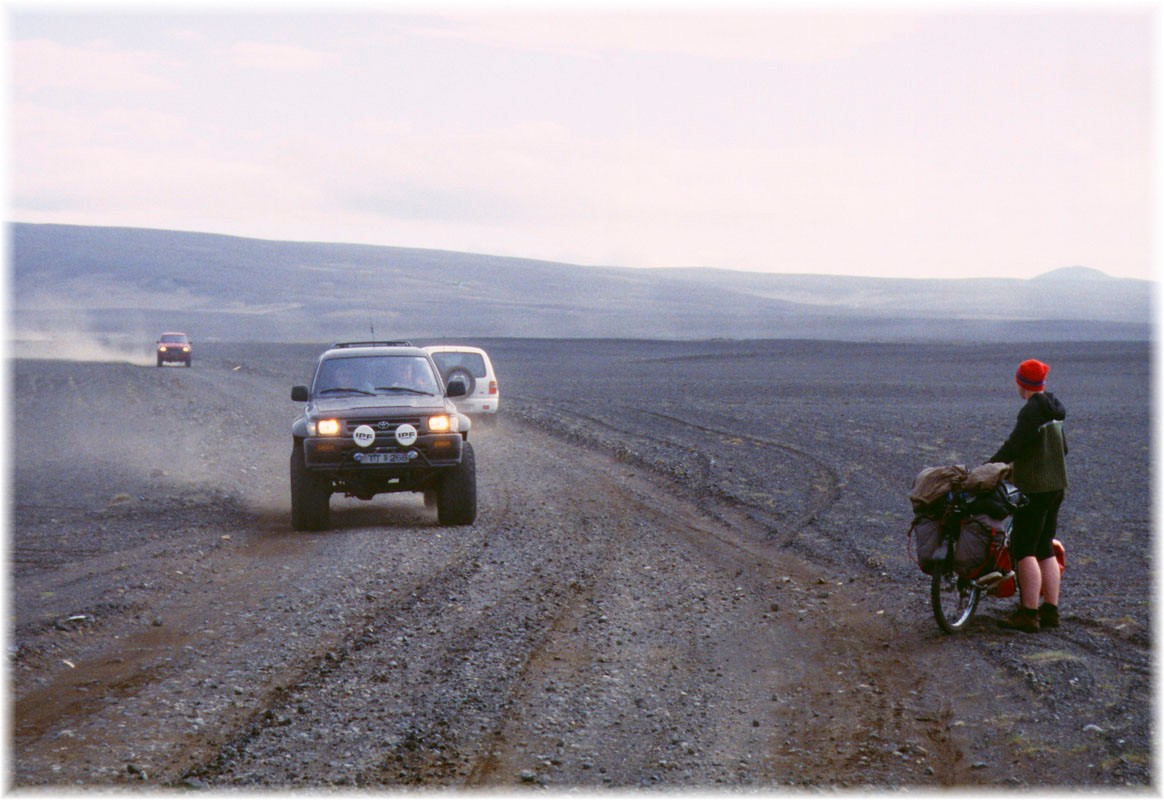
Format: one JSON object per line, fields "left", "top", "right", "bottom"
{"left": 1016, "top": 359, "right": 1049, "bottom": 392}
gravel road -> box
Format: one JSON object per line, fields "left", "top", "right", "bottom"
{"left": 9, "top": 338, "right": 1152, "bottom": 788}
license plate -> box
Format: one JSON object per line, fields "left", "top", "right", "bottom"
{"left": 359, "top": 452, "right": 408, "bottom": 464}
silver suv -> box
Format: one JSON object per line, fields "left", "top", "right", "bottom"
{"left": 290, "top": 341, "right": 476, "bottom": 530}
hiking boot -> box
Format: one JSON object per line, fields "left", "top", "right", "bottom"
{"left": 1039, "top": 603, "right": 1060, "bottom": 629}
{"left": 999, "top": 607, "right": 1040, "bottom": 633}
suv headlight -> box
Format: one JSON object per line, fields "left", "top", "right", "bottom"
{"left": 427, "top": 414, "right": 455, "bottom": 433}
{"left": 310, "top": 418, "right": 341, "bottom": 436}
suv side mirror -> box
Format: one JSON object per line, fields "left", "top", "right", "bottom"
{"left": 291, "top": 385, "right": 309, "bottom": 402}
{"left": 446, "top": 378, "right": 467, "bottom": 398}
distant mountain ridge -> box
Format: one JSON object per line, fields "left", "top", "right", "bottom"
{"left": 8, "top": 223, "right": 1153, "bottom": 343}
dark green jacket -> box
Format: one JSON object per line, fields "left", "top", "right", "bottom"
{"left": 990, "top": 392, "right": 1068, "bottom": 493}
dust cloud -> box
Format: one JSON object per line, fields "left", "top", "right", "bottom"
{"left": 11, "top": 328, "right": 159, "bottom": 366}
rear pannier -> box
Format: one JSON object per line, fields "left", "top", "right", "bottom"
{"left": 910, "top": 515, "right": 944, "bottom": 575}
{"left": 907, "top": 463, "right": 1021, "bottom": 578}
{"left": 953, "top": 515, "right": 1007, "bottom": 578}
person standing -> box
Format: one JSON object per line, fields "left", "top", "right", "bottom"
{"left": 990, "top": 359, "right": 1068, "bottom": 633}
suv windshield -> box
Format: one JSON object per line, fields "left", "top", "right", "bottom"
{"left": 160, "top": 334, "right": 188, "bottom": 344}
{"left": 430, "top": 351, "right": 487, "bottom": 378}
{"left": 314, "top": 355, "right": 439, "bottom": 397}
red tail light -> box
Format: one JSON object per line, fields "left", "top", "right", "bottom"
{"left": 488, "top": 380, "right": 497, "bottom": 395}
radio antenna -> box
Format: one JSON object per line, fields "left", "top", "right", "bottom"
{"left": 369, "top": 319, "right": 375, "bottom": 338}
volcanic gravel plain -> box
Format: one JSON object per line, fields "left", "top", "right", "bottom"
{"left": 8, "top": 337, "right": 1152, "bottom": 789}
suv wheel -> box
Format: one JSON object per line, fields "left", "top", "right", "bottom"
{"left": 437, "top": 441, "right": 477, "bottom": 526}
{"left": 290, "top": 444, "right": 331, "bottom": 530}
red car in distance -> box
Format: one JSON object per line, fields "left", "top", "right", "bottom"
{"left": 156, "top": 332, "right": 192, "bottom": 367}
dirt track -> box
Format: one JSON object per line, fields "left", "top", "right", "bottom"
{"left": 8, "top": 339, "right": 1152, "bottom": 788}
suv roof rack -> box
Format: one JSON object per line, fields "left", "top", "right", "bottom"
{"left": 329, "top": 340, "right": 413, "bottom": 349}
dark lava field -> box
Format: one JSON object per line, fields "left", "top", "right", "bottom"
{"left": 9, "top": 337, "right": 1152, "bottom": 788}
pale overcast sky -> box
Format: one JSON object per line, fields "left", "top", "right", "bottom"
{"left": 5, "top": 3, "right": 1157, "bottom": 279}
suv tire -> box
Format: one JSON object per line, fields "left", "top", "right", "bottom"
{"left": 437, "top": 441, "right": 477, "bottom": 526}
{"left": 291, "top": 444, "right": 331, "bottom": 531}
{"left": 444, "top": 367, "right": 476, "bottom": 396}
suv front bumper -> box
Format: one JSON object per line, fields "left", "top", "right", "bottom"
{"left": 303, "top": 432, "right": 464, "bottom": 472}
{"left": 157, "top": 349, "right": 190, "bottom": 363}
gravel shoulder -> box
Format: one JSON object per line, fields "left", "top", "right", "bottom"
{"left": 8, "top": 340, "right": 1152, "bottom": 788}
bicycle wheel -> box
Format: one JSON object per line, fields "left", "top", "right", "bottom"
{"left": 931, "top": 570, "right": 982, "bottom": 634}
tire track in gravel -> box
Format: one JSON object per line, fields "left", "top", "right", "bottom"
{"left": 511, "top": 401, "right": 844, "bottom": 551}
{"left": 185, "top": 423, "right": 631, "bottom": 787}
{"left": 460, "top": 455, "right": 621, "bottom": 786}
{"left": 170, "top": 416, "right": 902, "bottom": 789}
{"left": 184, "top": 542, "right": 494, "bottom": 785}
{"left": 448, "top": 420, "right": 966, "bottom": 788}
{"left": 640, "top": 408, "right": 843, "bottom": 540}
{"left": 490, "top": 403, "right": 1020, "bottom": 788}
{"left": 13, "top": 521, "right": 484, "bottom": 785}
{"left": 606, "top": 459, "right": 972, "bottom": 788}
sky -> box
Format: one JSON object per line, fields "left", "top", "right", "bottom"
{"left": 3, "top": 2, "right": 1158, "bottom": 280}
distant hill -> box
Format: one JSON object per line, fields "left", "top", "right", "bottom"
{"left": 8, "top": 223, "right": 1153, "bottom": 344}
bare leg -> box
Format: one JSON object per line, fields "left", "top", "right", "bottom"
{"left": 1039, "top": 556, "right": 1061, "bottom": 606}
{"left": 1016, "top": 556, "right": 1042, "bottom": 610}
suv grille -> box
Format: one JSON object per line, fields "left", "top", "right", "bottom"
{"left": 343, "top": 417, "right": 423, "bottom": 436}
